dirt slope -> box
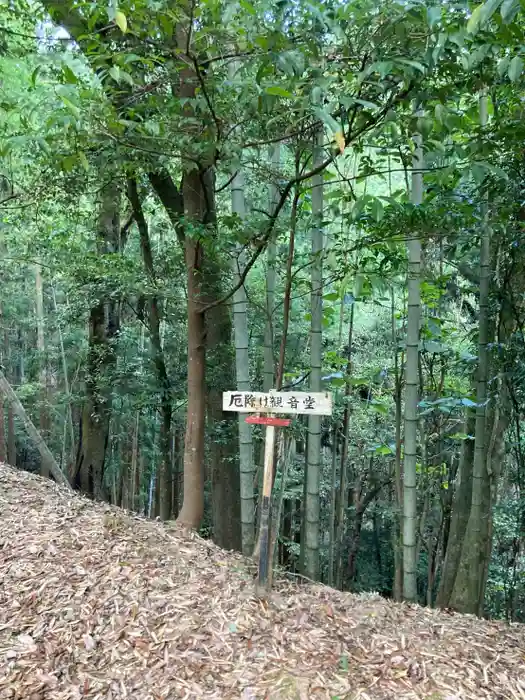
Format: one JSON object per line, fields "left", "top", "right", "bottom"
{"left": 0, "top": 464, "right": 524, "bottom": 700}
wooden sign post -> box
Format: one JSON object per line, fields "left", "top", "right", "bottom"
{"left": 223, "top": 390, "right": 332, "bottom": 596}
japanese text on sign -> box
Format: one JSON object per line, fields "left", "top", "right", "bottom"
{"left": 222, "top": 391, "right": 332, "bottom": 416}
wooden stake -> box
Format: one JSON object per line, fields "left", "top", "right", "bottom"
{"left": 255, "top": 424, "right": 276, "bottom": 596}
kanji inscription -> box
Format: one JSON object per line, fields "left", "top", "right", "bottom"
{"left": 223, "top": 391, "right": 332, "bottom": 415}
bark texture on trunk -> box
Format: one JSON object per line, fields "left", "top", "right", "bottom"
{"left": 206, "top": 259, "right": 241, "bottom": 551}
{"left": 128, "top": 178, "right": 172, "bottom": 520}
{"left": 176, "top": 170, "right": 208, "bottom": 529}
{"left": 450, "top": 93, "right": 491, "bottom": 615}
{"left": 73, "top": 182, "right": 123, "bottom": 501}
{"left": 436, "top": 415, "right": 475, "bottom": 608}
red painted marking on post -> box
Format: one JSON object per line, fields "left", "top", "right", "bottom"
{"left": 245, "top": 416, "right": 291, "bottom": 427}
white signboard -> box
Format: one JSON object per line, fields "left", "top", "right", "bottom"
{"left": 223, "top": 391, "right": 332, "bottom": 415}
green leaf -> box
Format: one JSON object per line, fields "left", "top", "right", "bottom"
{"left": 314, "top": 107, "right": 340, "bottom": 134}
{"left": 508, "top": 55, "right": 523, "bottom": 82}
{"left": 369, "top": 400, "right": 389, "bottom": 415}
{"left": 109, "top": 65, "right": 121, "bottom": 83}
{"left": 427, "top": 6, "right": 441, "bottom": 26}
{"left": 448, "top": 432, "right": 472, "bottom": 441}
{"left": 396, "top": 58, "right": 426, "bottom": 74}
{"left": 371, "top": 198, "right": 384, "bottom": 222}
{"left": 78, "top": 151, "right": 89, "bottom": 171}
{"left": 353, "top": 274, "right": 365, "bottom": 298}
{"left": 264, "top": 86, "right": 293, "bottom": 98}
{"left": 62, "top": 154, "right": 77, "bottom": 172}
{"left": 61, "top": 97, "right": 79, "bottom": 119}
{"left": 497, "top": 56, "right": 510, "bottom": 76}
{"left": 115, "top": 10, "right": 127, "bottom": 32}
{"left": 467, "top": 4, "right": 483, "bottom": 33}
{"left": 375, "top": 444, "right": 393, "bottom": 455}
{"left": 31, "top": 66, "right": 41, "bottom": 88}
{"left": 340, "top": 655, "right": 349, "bottom": 671}
{"left": 501, "top": 0, "right": 520, "bottom": 22}
{"left": 323, "top": 292, "right": 339, "bottom": 301}
{"left": 416, "top": 116, "right": 433, "bottom": 138}
{"left": 62, "top": 65, "right": 78, "bottom": 84}
{"left": 434, "top": 103, "right": 446, "bottom": 123}
{"left": 480, "top": 0, "right": 504, "bottom": 23}
{"left": 239, "top": 0, "right": 255, "bottom": 14}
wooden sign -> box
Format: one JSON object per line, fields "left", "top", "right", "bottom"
{"left": 223, "top": 391, "right": 332, "bottom": 415}
{"left": 245, "top": 416, "right": 291, "bottom": 427}
{"left": 224, "top": 388, "right": 333, "bottom": 598}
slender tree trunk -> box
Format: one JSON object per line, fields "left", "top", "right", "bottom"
{"left": 436, "top": 415, "right": 475, "bottom": 608}
{"left": 35, "top": 262, "right": 49, "bottom": 477}
{"left": 206, "top": 259, "right": 241, "bottom": 551}
{"left": 304, "top": 126, "right": 324, "bottom": 581}
{"left": 231, "top": 168, "right": 255, "bottom": 554}
{"left": 52, "top": 286, "right": 75, "bottom": 468}
{"left": 128, "top": 179, "right": 172, "bottom": 520}
{"left": 7, "top": 403, "right": 15, "bottom": 466}
{"left": 392, "top": 287, "right": 404, "bottom": 601}
{"left": 403, "top": 112, "right": 423, "bottom": 602}
{"left": 450, "top": 92, "right": 491, "bottom": 615}
{"left": 328, "top": 422, "right": 338, "bottom": 586}
{"left": 177, "top": 184, "right": 207, "bottom": 528}
{"left": 5, "top": 321, "right": 16, "bottom": 467}
{"left": 73, "top": 181, "right": 123, "bottom": 501}
{"left": 0, "top": 303, "right": 6, "bottom": 463}
{"left": 0, "top": 397, "right": 5, "bottom": 463}
{"left": 336, "top": 302, "right": 355, "bottom": 589}
{"left": 263, "top": 145, "right": 280, "bottom": 393}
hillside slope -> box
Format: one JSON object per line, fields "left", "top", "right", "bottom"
{"left": 0, "top": 464, "right": 523, "bottom": 700}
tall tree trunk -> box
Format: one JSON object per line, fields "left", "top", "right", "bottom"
{"left": 177, "top": 170, "right": 207, "bottom": 528}
{"left": 231, "top": 168, "right": 255, "bottom": 554}
{"left": 449, "top": 92, "right": 491, "bottom": 615}
{"left": 73, "top": 181, "right": 123, "bottom": 501}
{"left": 336, "top": 302, "right": 355, "bottom": 589}
{"left": 52, "top": 286, "right": 76, "bottom": 468}
{"left": 0, "top": 397, "right": 5, "bottom": 463}
{"left": 207, "top": 257, "right": 241, "bottom": 551}
{"left": 304, "top": 126, "right": 324, "bottom": 581}
{"left": 392, "top": 287, "right": 404, "bottom": 601}
{"left": 35, "top": 262, "right": 49, "bottom": 477}
{"left": 403, "top": 112, "right": 423, "bottom": 602}
{"left": 263, "top": 144, "right": 279, "bottom": 392}
{"left": 128, "top": 178, "right": 172, "bottom": 520}
{"left": 436, "top": 414, "right": 475, "bottom": 608}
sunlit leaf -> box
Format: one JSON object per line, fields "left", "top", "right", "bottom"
{"left": 62, "top": 65, "right": 78, "bottom": 84}
{"left": 467, "top": 4, "right": 484, "bottom": 33}
{"left": 265, "top": 86, "right": 293, "bottom": 98}
{"left": 115, "top": 11, "right": 127, "bottom": 33}
{"left": 508, "top": 56, "right": 523, "bottom": 82}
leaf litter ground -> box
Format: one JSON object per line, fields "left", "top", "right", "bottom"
{"left": 0, "top": 464, "right": 524, "bottom": 700}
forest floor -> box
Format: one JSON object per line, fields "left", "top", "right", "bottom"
{"left": 0, "top": 465, "right": 524, "bottom": 700}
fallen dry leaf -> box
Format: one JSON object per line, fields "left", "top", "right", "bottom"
{"left": 0, "top": 463, "right": 524, "bottom": 699}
